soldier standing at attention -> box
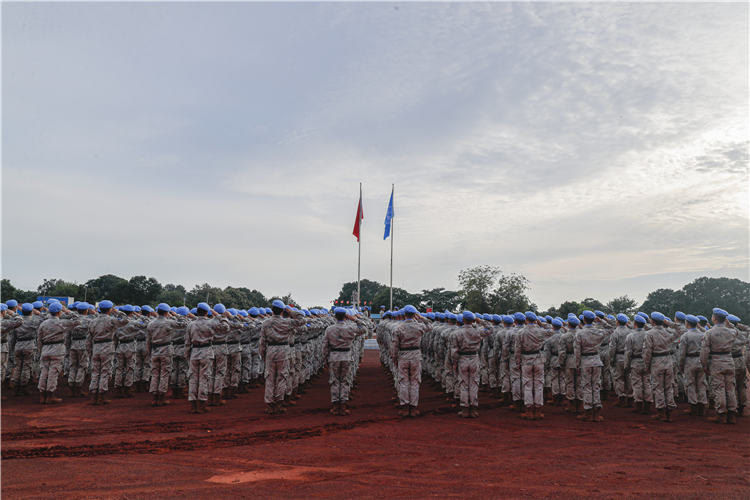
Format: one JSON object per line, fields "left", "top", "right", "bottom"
{"left": 574, "top": 310, "right": 605, "bottom": 422}
{"left": 87, "top": 300, "right": 129, "bottom": 405}
{"left": 391, "top": 305, "right": 429, "bottom": 417}
{"left": 146, "top": 303, "right": 177, "bottom": 406}
{"left": 9, "top": 303, "right": 43, "bottom": 396}
{"left": 259, "top": 299, "right": 305, "bottom": 415}
{"left": 1, "top": 304, "right": 23, "bottom": 400}
{"left": 454, "top": 311, "right": 493, "bottom": 418}
{"left": 643, "top": 311, "right": 677, "bottom": 422}
{"left": 515, "top": 311, "right": 551, "bottom": 420}
{"left": 36, "top": 302, "right": 79, "bottom": 403}
{"left": 66, "top": 302, "right": 93, "bottom": 397}
{"left": 677, "top": 314, "right": 708, "bottom": 416}
{"left": 701, "top": 308, "right": 738, "bottom": 424}
{"left": 113, "top": 305, "right": 140, "bottom": 398}
{"left": 322, "top": 307, "right": 367, "bottom": 415}
{"left": 608, "top": 314, "right": 633, "bottom": 407}
{"left": 624, "top": 314, "right": 652, "bottom": 414}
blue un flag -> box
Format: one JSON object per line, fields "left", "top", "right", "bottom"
{"left": 384, "top": 187, "right": 394, "bottom": 240}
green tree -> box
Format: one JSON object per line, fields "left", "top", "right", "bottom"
{"left": 372, "top": 287, "right": 421, "bottom": 311}
{"left": 556, "top": 301, "right": 583, "bottom": 316}
{"left": 640, "top": 288, "right": 685, "bottom": 314}
{"left": 2, "top": 279, "right": 18, "bottom": 299}
{"left": 606, "top": 295, "right": 638, "bottom": 315}
{"left": 336, "top": 279, "right": 386, "bottom": 306}
{"left": 418, "top": 287, "right": 461, "bottom": 312}
{"left": 457, "top": 265, "right": 500, "bottom": 312}
{"left": 489, "top": 273, "right": 532, "bottom": 313}
{"left": 127, "top": 276, "right": 162, "bottom": 305}
{"left": 155, "top": 284, "right": 187, "bottom": 306}
{"left": 581, "top": 298, "right": 606, "bottom": 312}
{"left": 85, "top": 274, "right": 129, "bottom": 303}
{"left": 680, "top": 277, "right": 750, "bottom": 319}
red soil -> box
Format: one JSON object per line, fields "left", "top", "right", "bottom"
{"left": 2, "top": 351, "right": 749, "bottom": 498}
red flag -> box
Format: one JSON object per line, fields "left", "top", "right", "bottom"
{"left": 353, "top": 193, "right": 363, "bottom": 241}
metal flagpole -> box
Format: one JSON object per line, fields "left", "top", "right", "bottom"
{"left": 357, "top": 182, "right": 362, "bottom": 309}
{"left": 389, "top": 183, "right": 394, "bottom": 311}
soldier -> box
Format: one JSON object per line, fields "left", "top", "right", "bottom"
{"left": 726, "top": 314, "right": 747, "bottom": 417}
{"left": 322, "top": 307, "right": 367, "bottom": 415}
{"left": 146, "top": 303, "right": 178, "bottom": 406}
{"left": 36, "top": 302, "right": 79, "bottom": 403}
{"left": 623, "top": 314, "right": 652, "bottom": 414}
{"left": 65, "top": 302, "right": 93, "bottom": 397}
{"left": 134, "top": 305, "right": 154, "bottom": 392}
{"left": 224, "top": 308, "right": 243, "bottom": 400}
{"left": 608, "top": 314, "right": 632, "bottom": 407}
{"left": 112, "top": 305, "right": 140, "bottom": 398}
{"left": 456, "top": 312, "right": 494, "bottom": 418}
{"left": 185, "top": 303, "right": 230, "bottom": 413}
{"left": 701, "top": 308, "right": 738, "bottom": 424}
{"left": 207, "top": 303, "right": 230, "bottom": 406}
{"left": 391, "top": 305, "right": 429, "bottom": 417}
{"left": 87, "top": 300, "right": 129, "bottom": 404}
{"left": 170, "top": 306, "right": 191, "bottom": 398}
{"left": 503, "top": 312, "right": 526, "bottom": 411}
{"left": 559, "top": 316, "right": 581, "bottom": 414}
{"left": 543, "top": 318, "right": 565, "bottom": 406}
{"left": 677, "top": 314, "right": 708, "bottom": 416}
{"left": 643, "top": 311, "right": 677, "bottom": 422}
{"left": 1, "top": 304, "right": 23, "bottom": 400}
{"left": 574, "top": 310, "right": 606, "bottom": 422}
{"left": 514, "top": 311, "right": 551, "bottom": 420}
{"left": 259, "top": 299, "right": 305, "bottom": 415}
{"left": 9, "top": 303, "right": 43, "bottom": 396}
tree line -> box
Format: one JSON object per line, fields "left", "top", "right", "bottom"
{"left": 2, "top": 268, "right": 747, "bottom": 320}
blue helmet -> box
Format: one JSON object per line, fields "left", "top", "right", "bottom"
{"left": 427, "top": 312, "right": 435, "bottom": 320}
{"left": 0, "top": 304, "right": 6, "bottom": 312}
{"left": 249, "top": 307, "right": 260, "bottom": 317}
{"left": 122, "top": 304, "right": 135, "bottom": 313}
{"left": 264, "top": 308, "right": 272, "bottom": 314}
{"left": 697, "top": 315, "right": 708, "bottom": 323}
{"left": 582, "top": 310, "right": 596, "bottom": 320}
{"left": 190, "top": 308, "right": 198, "bottom": 314}
{"left": 513, "top": 312, "right": 526, "bottom": 323}
{"left": 334, "top": 307, "right": 346, "bottom": 315}
{"left": 727, "top": 314, "right": 740, "bottom": 324}
{"left": 594, "top": 310, "right": 605, "bottom": 318}
{"left": 76, "top": 302, "right": 90, "bottom": 311}
{"left": 525, "top": 311, "right": 537, "bottom": 322}
{"left": 551, "top": 318, "right": 563, "bottom": 328}
{"left": 239, "top": 310, "right": 249, "bottom": 317}
{"left": 502, "top": 315, "right": 514, "bottom": 325}
{"left": 568, "top": 317, "right": 580, "bottom": 327}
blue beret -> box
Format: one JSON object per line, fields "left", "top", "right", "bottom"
{"left": 650, "top": 311, "right": 666, "bottom": 322}
{"left": 582, "top": 310, "right": 596, "bottom": 320}
{"left": 492, "top": 314, "right": 501, "bottom": 322}
{"left": 606, "top": 314, "right": 615, "bottom": 320}
{"left": 239, "top": 310, "right": 248, "bottom": 317}
{"left": 545, "top": 315, "right": 553, "bottom": 322}
{"left": 264, "top": 308, "right": 272, "bottom": 314}
{"left": 21, "top": 303, "right": 34, "bottom": 312}
{"left": 697, "top": 315, "right": 708, "bottom": 322}
{"left": 462, "top": 311, "right": 476, "bottom": 321}
{"left": 71, "top": 301, "right": 80, "bottom": 308}
{"left": 6, "top": 299, "right": 18, "bottom": 308}
{"left": 214, "top": 303, "right": 227, "bottom": 314}
{"left": 594, "top": 310, "right": 605, "bottom": 318}
{"left": 579, "top": 314, "right": 584, "bottom": 321}
{"left": 502, "top": 315, "right": 514, "bottom": 324}
{"left": 513, "top": 312, "right": 526, "bottom": 322}
{"left": 132, "top": 306, "right": 140, "bottom": 312}
{"left": 525, "top": 311, "right": 537, "bottom": 321}
{"left": 568, "top": 317, "right": 580, "bottom": 326}
{"left": 685, "top": 314, "right": 699, "bottom": 324}
{"left": 637, "top": 311, "right": 648, "bottom": 318}
{"left": 616, "top": 313, "right": 629, "bottom": 324}
{"left": 675, "top": 311, "right": 686, "bottom": 321}
{"left": 634, "top": 315, "right": 646, "bottom": 325}
{"left": 427, "top": 312, "right": 435, "bottom": 320}
{"left": 156, "top": 303, "right": 170, "bottom": 312}
{"left": 271, "top": 299, "right": 285, "bottom": 309}
{"left": 538, "top": 317, "right": 547, "bottom": 323}
{"left": 99, "top": 300, "right": 114, "bottom": 309}
{"left": 77, "top": 302, "right": 89, "bottom": 311}
{"left": 32, "top": 301, "right": 43, "bottom": 309}
{"left": 403, "top": 305, "right": 418, "bottom": 314}
{"left": 197, "top": 302, "right": 211, "bottom": 312}
{"left": 247, "top": 307, "right": 259, "bottom": 316}
{"left": 48, "top": 302, "right": 63, "bottom": 313}
{"left": 551, "top": 318, "right": 563, "bottom": 328}
{"left": 144, "top": 305, "right": 155, "bottom": 313}
{"left": 226, "top": 308, "right": 236, "bottom": 316}
{"left": 727, "top": 314, "right": 740, "bottom": 324}
{"left": 125, "top": 305, "right": 137, "bottom": 313}
{"left": 88, "top": 304, "right": 95, "bottom": 310}
{"left": 334, "top": 307, "right": 346, "bottom": 314}
{"left": 190, "top": 307, "right": 198, "bottom": 314}
{"left": 712, "top": 308, "right": 728, "bottom": 319}
{"left": 176, "top": 306, "right": 189, "bottom": 316}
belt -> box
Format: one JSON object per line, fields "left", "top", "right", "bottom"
{"left": 522, "top": 350, "right": 540, "bottom": 355}
{"left": 330, "top": 348, "right": 350, "bottom": 352}
{"left": 710, "top": 351, "right": 730, "bottom": 356}
{"left": 267, "top": 341, "right": 289, "bottom": 346}
{"left": 630, "top": 354, "right": 642, "bottom": 359}
{"left": 686, "top": 352, "right": 700, "bottom": 357}
{"left": 582, "top": 352, "right": 598, "bottom": 357}
{"left": 172, "top": 340, "right": 185, "bottom": 345}
{"left": 732, "top": 353, "right": 742, "bottom": 358}
{"left": 508, "top": 348, "right": 515, "bottom": 354}
{"left": 566, "top": 349, "right": 573, "bottom": 354}
{"left": 43, "top": 340, "right": 64, "bottom": 346}
{"left": 151, "top": 342, "right": 172, "bottom": 348}
{"left": 399, "top": 346, "right": 420, "bottom": 351}
{"left": 118, "top": 339, "right": 135, "bottom": 344}
{"left": 94, "top": 339, "right": 112, "bottom": 344}
{"left": 616, "top": 350, "right": 625, "bottom": 354}
{"left": 212, "top": 341, "right": 226, "bottom": 345}
{"left": 192, "top": 342, "right": 212, "bottom": 348}
{"left": 71, "top": 336, "right": 87, "bottom": 341}
{"left": 652, "top": 352, "right": 670, "bottom": 357}
{"left": 550, "top": 350, "right": 558, "bottom": 355}
{"left": 229, "top": 341, "right": 240, "bottom": 346}
{"left": 458, "top": 350, "right": 477, "bottom": 356}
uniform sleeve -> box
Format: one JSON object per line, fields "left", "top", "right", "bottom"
{"left": 623, "top": 336, "right": 632, "bottom": 368}
{"left": 607, "top": 333, "right": 617, "bottom": 367}
{"left": 513, "top": 333, "right": 521, "bottom": 369}
{"left": 558, "top": 336, "right": 567, "bottom": 367}
{"left": 573, "top": 333, "right": 581, "bottom": 368}
{"left": 699, "top": 332, "right": 710, "bottom": 371}
{"left": 643, "top": 334, "right": 653, "bottom": 370}
{"left": 677, "top": 334, "right": 687, "bottom": 371}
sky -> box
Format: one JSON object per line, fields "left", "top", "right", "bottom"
{"left": 2, "top": 2, "right": 748, "bottom": 309}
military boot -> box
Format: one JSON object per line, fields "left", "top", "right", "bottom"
{"left": 124, "top": 385, "right": 134, "bottom": 398}
{"left": 99, "top": 391, "right": 111, "bottom": 404}
{"left": 641, "top": 401, "right": 651, "bottom": 414}
{"left": 151, "top": 393, "right": 159, "bottom": 406}
{"left": 706, "top": 412, "right": 724, "bottom": 423}
{"left": 625, "top": 397, "right": 634, "bottom": 408}
{"left": 199, "top": 400, "right": 211, "bottom": 413}
{"left": 535, "top": 406, "right": 545, "bottom": 420}
{"left": 189, "top": 400, "right": 199, "bottom": 414}
{"left": 397, "top": 405, "right": 409, "bottom": 417}
{"left": 161, "top": 393, "right": 171, "bottom": 406}
{"left": 47, "top": 391, "right": 62, "bottom": 404}
{"left": 664, "top": 408, "right": 673, "bottom": 422}
{"left": 39, "top": 391, "right": 47, "bottom": 404}
{"left": 341, "top": 402, "right": 351, "bottom": 416}
{"left": 90, "top": 391, "right": 99, "bottom": 405}
{"left": 726, "top": 411, "right": 737, "bottom": 424}
{"left": 697, "top": 403, "right": 705, "bottom": 416}
{"left": 266, "top": 403, "right": 276, "bottom": 414}
{"left": 632, "top": 401, "right": 642, "bottom": 413}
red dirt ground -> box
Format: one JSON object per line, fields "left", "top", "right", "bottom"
{"left": 2, "top": 351, "right": 749, "bottom": 499}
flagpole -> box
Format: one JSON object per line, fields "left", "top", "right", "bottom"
{"left": 389, "top": 183, "right": 394, "bottom": 311}
{"left": 357, "top": 182, "right": 362, "bottom": 309}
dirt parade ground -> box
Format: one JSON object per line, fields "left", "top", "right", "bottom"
{"left": 2, "top": 350, "right": 749, "bottom": 499}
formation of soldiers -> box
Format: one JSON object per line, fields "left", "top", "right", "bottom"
{"left": 0, "top": 298, "right": 375, "bottom": 415}
{"left": 380, "top": 306, "right": 748, "bottom": 424}
{"left": 2, "top": 297, "right": 747, "bottom": 424}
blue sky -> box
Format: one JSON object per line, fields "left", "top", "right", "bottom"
{"left": 2, "top": 2, "right": 748, "bottom": 308}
